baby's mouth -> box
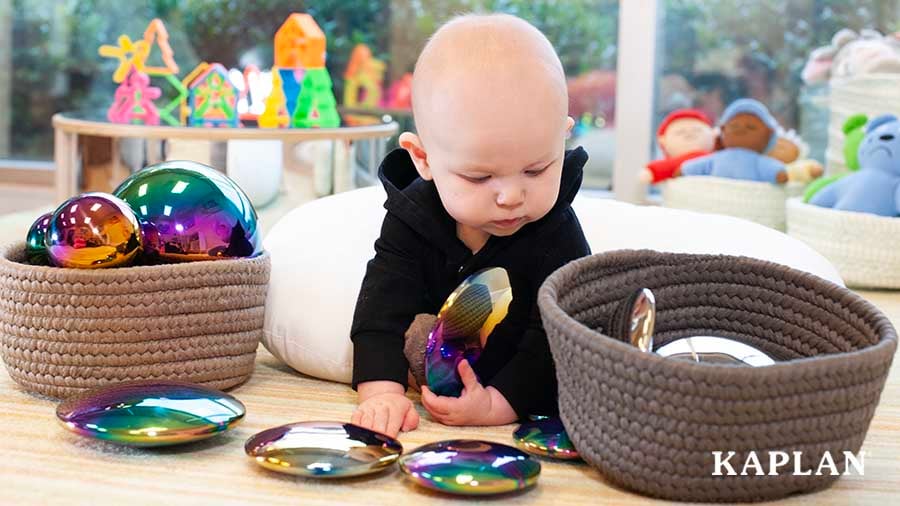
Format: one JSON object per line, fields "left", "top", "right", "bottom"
{"left": 492, "top": 217, "right": 524, "bottom": 229}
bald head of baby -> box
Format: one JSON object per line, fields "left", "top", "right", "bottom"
{"left": 410, "top": 14, "right": 569, "bottom": 145}
{"left": 398, "top": 14, "right": 575, "bottom": 253}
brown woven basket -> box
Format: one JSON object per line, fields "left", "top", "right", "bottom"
{"left": 538, "top": 250, "right": 897, "bottom": 502}
{"left": 0, "top": 242, "right": 270, "bottom": 399}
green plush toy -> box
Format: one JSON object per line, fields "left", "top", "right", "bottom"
{"left": 803, "top": 113, "right": 868, "bottom": 202}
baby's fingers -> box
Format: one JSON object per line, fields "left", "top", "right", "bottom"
{"left": 421, "top": 387, "right": 451, "bottom": 416}
{"left": 401, "top": 408, "right": 420, "bottom": 432}
{"left": 359, "top": 407, "right": 375, "bottom": 430}
{"left": 385, "top": 405, "right": 406, "bottom": 438}
{"left": 372, "top": 405, "right": 390, "bottom": 435}
{"left": 350, "top": 408, "right": 363, "bottom": 426}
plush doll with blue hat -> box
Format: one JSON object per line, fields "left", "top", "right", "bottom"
{"left": 809, "top": 113, "right": 900, "bottom": 217}
{"left": 677, "top": 98, "right": 788, "bottom": 184}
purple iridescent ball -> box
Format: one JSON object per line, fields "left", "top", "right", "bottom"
{"left": 113, "top": 160, "right": 262, "bottom": 263}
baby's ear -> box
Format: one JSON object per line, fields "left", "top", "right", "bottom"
{"left": 565, "top": 116, "right": 575, "bottom": 138}
{"left": 398, "top": 132, "right": 432, "bottom": 180}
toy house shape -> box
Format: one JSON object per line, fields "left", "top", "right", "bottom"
{"left": 292, "top": 67, "right": 340, "bottom": 128}
{"left": 343, "top": 44, "right": 386, "bottom": 108}
{"left": 107, "top": 68, "right": 161, "bottom": 125}
{"left": 274, "top": 13, "right": 326, "bottom": 69}
{"left": 187, "top": 63, "right": 239, "bottom": 127}
{"left": 142, "top": 18, "right": 179, "bottom": 75}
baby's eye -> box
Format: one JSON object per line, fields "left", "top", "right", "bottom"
{"left": 525, "top": 163, "right": 552, "bottom": 177}
{"left": 462, "top": 174, "right": 490, "bottom": 183}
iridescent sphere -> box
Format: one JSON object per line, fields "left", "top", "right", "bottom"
{"left": 399, "top": 440, "right": 541, "bottom": 496}
{"left": 47, "top": 193, "right": 142, "bottom": 269}
{"left": 425, "top": 268, "right": 513, "bottom": 397}
{"left": 113, "top": 160, "right": 261, "bottom": 263}
{"left": 56, "top": 380, "right": 245, "bottom": 447}
{"left": 245, "top": 421, "right": 403, "bottom": 478}
{"left": 25, "top": 211, "right": 52, "bottom": 264}
{"left": 513, "top": 416, "right": 580, "bottom": 460}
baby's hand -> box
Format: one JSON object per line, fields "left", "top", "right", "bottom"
{"left": 420, "top": 360, "right": 517, "bottom": 426}
{"left": 352, "top": 382, "right": 419, "bottom": 438}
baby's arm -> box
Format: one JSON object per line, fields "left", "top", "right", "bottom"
{"left": 350, "top": 213, "right": 429, "bottom": 436}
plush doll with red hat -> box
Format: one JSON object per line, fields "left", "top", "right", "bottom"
{"left": 641, "top": 109, "right": 716, "bottom": 184}
{"left": 678, "top": 98, "right": 788, "bottom": 183}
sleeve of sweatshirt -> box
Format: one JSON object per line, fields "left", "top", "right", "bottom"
{"left": 350, "top": 212, "right": 429, "bottom": 390}
{"left": 487, "top": 211, "right": 592, "bottom": 418}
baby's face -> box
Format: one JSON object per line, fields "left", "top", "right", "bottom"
{"left": 421, "top": 86, "right": 572, "bottom": 240}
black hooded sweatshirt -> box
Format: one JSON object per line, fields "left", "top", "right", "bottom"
{"left": 350, "top": 146, "right": 591, "bottom": 418}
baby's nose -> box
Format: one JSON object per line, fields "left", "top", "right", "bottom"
{"left": 496, "top": 187, "right": 525, "bottom": 207}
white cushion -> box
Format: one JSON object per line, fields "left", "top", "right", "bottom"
{"left": 262, "top": 186, "right": 843, "bottom": 384}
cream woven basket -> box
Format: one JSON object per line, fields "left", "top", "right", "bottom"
{"left": 0, "top": 242, "right": 270, "bottom": 398}
{"left": 661, "top": 177, "right": 804, "bottom": 231}
{"left": 826, "top": 74, "right": 900, "bottom": 174}
{"left": 786, "top": 198, "right": 900, "bottom": 289}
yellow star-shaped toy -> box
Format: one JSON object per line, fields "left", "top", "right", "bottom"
{"left": 99, "top": 35, "right": 150, "bottom": 83}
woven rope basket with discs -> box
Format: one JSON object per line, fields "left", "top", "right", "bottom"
{"left": 538, "top": 250, "right": 896, "bottom": 502}
{"left": 0, "top": 242, "right": 270, "bottom": 399}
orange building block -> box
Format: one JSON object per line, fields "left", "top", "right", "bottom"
{"left": 274, "top": 13, "right": 326, "bottom": 69}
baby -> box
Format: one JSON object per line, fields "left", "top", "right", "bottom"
{"left": 349, "top": 14, "right": 591, "bottom": 438}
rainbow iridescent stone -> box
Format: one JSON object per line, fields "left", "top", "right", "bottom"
{"left": 513, "top": 416, "right": 580, "bottom": 460}
{"left": 46, "top": 192, "right": 143, "bottom": 269}
{"left": 56, "top": 380, "right": 245, "bottom": 447}
{"left": 425, "top": 267, "right": 513, "bottom": 397}
{"left": 244, "top": 421, "right": 402, "bottom": 478}
{"left": 25, "top": 211, "right": 52, "bottom": 264}
{"left": 399, "top": 439, "right": 541, "bottom": 496}
{"left": 113, "top": 160, "right": 261, "bottom": 263}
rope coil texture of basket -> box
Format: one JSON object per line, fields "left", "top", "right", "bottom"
{"left": 538, "top": 250, "right": 896, "bottom": 502}
{"left": 0, "top": 242, "right": 270, "bottom": 399}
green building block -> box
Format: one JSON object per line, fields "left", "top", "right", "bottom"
{"left": 292, "top": 68, "right": 340, "bottom": 128}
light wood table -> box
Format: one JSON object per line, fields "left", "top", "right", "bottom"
{"left": 0, "top": 289, "right": 898, "bottom": 504}
{"left": 52, "top": 112, "right": 398, "bottom": 203}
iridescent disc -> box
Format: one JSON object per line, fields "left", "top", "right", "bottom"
{"left": 399, "top": 440, "right": 541, "bottom": 496}
{"left": 46, "top": 192, "right": 143, "bottom": 269}
{"left": 244, "top": 421, "right": 402, "bottom": 478}
{"left": 25, "top": 211, "right": 52, "bottom": 264}
{"left": 425, "top": 268, "right": 513, "bottom": 397}
{"left": 113, "top": 160, "right": 261, "bottom": 263}
{"left": 513, "top": 416, "right": 580, "bottom": 460}
{"left": 56, "top": 380, "right": 245, "bottom": 447}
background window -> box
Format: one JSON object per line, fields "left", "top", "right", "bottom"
{"left": 653, "top": 0, "right": 900, "bottom": 162}
{"left": 1, "top": 0, "right": 619, "bottom": 189}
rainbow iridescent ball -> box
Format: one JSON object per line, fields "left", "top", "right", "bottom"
{"left": 25, "top": 211, "right": 52, "bottom": 264}
{"left": 113, "top": 160, "right": 261, "bottom": 263}
{"left": 47, "top": 193, "right": 143, "bottom": 269}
